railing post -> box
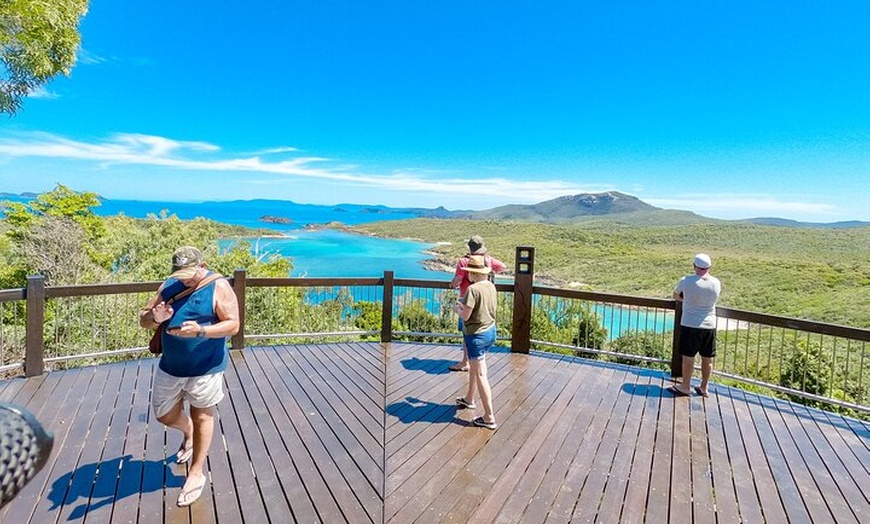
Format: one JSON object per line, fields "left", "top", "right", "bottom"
{"left": 670, "top": 301, "right": 682, "bottom": 378}
{"left": 25, "top": 275, "right": 45, "bottom": 377}
{"left": 381, "top": 271, "right": 394, "bottom": 343}
{"left": 511, "top": 246, "right": 534, "bottom": 354}
{"left": 231, "top": 269, "right": 246, "bottom": 350}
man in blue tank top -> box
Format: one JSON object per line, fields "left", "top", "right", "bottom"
{"left": 139, "top": 246, "right": 239, "bottom": 507}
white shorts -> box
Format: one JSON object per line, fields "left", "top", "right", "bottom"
{"left": 151, "top": 367, "right": 225, "bottom": 418}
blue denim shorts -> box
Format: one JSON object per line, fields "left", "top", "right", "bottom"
{"left": 463, "top": 325, "right": 497, "bottom": 360}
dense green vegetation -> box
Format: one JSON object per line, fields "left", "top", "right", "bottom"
{"left": 0, "top": 0, "right": 89, "bottom": 114}
{"left": 0, "top": 185, "right": 291, "bottom": 289}
{"left": 354, "top": 218, "right": 870, "bottom": 328}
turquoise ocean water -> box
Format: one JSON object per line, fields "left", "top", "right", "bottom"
{"left": 3, "top": 196, "right": 440, "bottom": 279}
{"left": 222, "top": 230, "right": 437, "bottom": 279}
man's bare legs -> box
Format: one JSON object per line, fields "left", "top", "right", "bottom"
{"left": 697, "top": 357, "right": 714, "bottom": 397}
{"left": 157, "top": 403, "right": 214, "bottom": 504}
{"left": 675, "top": 355, "right": 695, "bottom": 395}
{"left": 466, "top": 358, "right": 495, "bottom": 424}
{"left": 156, "top": 400, "right": 193, "bottom": 460}
{"left": 184, "top": 406, "right": 214, "bottom": 483}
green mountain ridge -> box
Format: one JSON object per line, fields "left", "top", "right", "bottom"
{"left": 468, "top": 192, "right": 718, "bottom": 226}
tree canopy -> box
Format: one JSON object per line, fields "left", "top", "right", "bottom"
{"left": 0, "top": 0, "right": 88, "bottom": 114}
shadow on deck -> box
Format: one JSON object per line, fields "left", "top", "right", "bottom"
{"left": 0, "top": 342, "right": 867, "bottom": 523}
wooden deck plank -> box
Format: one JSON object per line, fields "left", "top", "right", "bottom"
{"left": 439, "top": 358, "right": 599, "bottom": 524}
{"left": 110, "top": 360, "right": 162, "bottom": 524}
{"left": 475, "top": 356, "right": 603, "bottom": 524}
{"left": 271, "top": 345, "right": 380, "bottom": 524}
{"left": 689, "top": 394, "right": 716, "bottom": 524}
{"left": 821, "top": 409, "right": 870, "bottom": 475}
{"left": 250, "top": 346, "right": 348, "bottom": 523}
{"left": 546, "top": 365, "right": 629, "bottom": 523}
{"left": 702, "top": 389, "right": 742, "bottom": 524}
{"left": 644, "top": 381, "right": 675, "bottom": 524}
{"left": 219, "top": 352, "right": 272, "bottom": 523}
{"left": 619, "top": 375, "right": 665, "bottom": 524}
{"left": 230, "top": 349, "right": 301, "bottom": 521}
{"left": 291, "top": 343, "right": 384, "bottom": 468}
{"left": 0, "top": 375, "right": 26, "bottom": 402}
{"left": 338, "top": 341, "right": 386, "bottom": 393}
{"left": 759, "top": 395, "right": 840, "bottom": 523}
{"left": 729, "top": 389, "right": 789, "bottom": 524}
{"left": 745, "top": 390, "right": 813, "bottom": 523}
{"left": 773, "top": 397, "right": 860, "bottom": 524}
{"left": 240, "top": 347, "right": 325, "bottom": 523}
{"left": 667, "top": 386, "right": 694, "bottom": 524}
{"left": 386, "top": 343, "right": 463, "bottom": 405}
{"left": 384, "top": 347, "right": 512, "bottom": 456}
{"left": 387, "top": 351, "right": 568, "bottom": 523}
{"left": 790, "top": 403, "right": 868, "bottom": 523}
{"left": 0, "top": 342, "right": 867, "bottom": 524}
{"left": 80, "top": 361, "right": 143, "bottom": 524}
{"left": 564, "top": 367, "right": 641, "bottom": 523}
{"left": 54, "top": 365, "right": 127, "bottom": 523}
{"left": 314, "top": 342, "right": 385, "bottom": 426}
{"left": 383, "top": 350, "right": 533, "bottom": 511}
{"left": 587, "top": 371, "right": 656, "bottom": 524}
{"left": 0, "top": 368, "right": 70, "bottom": 523}
{"left": 385, "top": 347, "right": 515, "bottom": 466}
{"left": 288, "top": 344, "right": 384, "bottom": 513}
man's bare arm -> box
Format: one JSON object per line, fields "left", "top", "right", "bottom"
{"left": 139, "top": 284, "right": 167, "bottom": 329}
{"left": 208, "top": 279, "right": 240, "bottom": 338}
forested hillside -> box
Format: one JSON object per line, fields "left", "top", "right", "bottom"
{"left": 354, "top": 218, "right": 870, "bottom": 328}
{"left": 0, "top": 186, "right": 291, "bottom": 289}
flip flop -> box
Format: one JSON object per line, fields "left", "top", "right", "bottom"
{"left": 455, "top": 397, "right": 476, "bottom": 409}
{"left": 472, "top": 416, "right": 498, "bottom": 430}
{"left": 176, "top": 442, "right": 194, "bottom": 464}
{"left": 666, "top": 385, "right": 691, "bottom": 397}
{"left": 694, "top": 386, "right": 709, "bottom": 398}
{"left": 177, "top": 474, "right": 207, "bottom": 507}
{"left": 448, "top": 363, "right": 469, "bottom": 372}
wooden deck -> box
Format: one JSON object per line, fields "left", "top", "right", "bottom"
{"left": 0, "top": 342, "right": 867, "bottom": 523}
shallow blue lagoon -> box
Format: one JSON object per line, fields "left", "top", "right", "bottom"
{"left": 225, "top": 230, "right": 443, "bottom": 280}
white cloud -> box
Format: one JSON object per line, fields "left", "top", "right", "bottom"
{"left": 26, "top": 86, "right": 59, "bottom": 100}
{"left": 77, "top": 48, "right": 108, "bottom": 65}
{"left": 646, "top": 194, "right": 838, "bottom": 219}
{"left": 0, "top": 131, "right": 594, "bottom": 204}
{"left": 253, "top": 146, "right": 299, "bottom": 155}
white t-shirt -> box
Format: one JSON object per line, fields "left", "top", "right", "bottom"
{"left": 674, "top": 274, "right": 722, "bottom": 329}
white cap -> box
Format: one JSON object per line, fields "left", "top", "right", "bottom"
{"left": 693, "top": 253, "right": 712, "bottom": 269}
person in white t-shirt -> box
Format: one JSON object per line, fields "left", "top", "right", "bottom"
{"left": 669, "top": 253, "right": 722, "bottom": 398}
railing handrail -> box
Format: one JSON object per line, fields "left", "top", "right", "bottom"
{"left": 4, "top": 276, "right": 869, "bottom": 345}
{"left": 715, "top": 305, "right": 870, "bottom": 341}
{"left": 2, "top": 246, "right": 868, "bottom": 413}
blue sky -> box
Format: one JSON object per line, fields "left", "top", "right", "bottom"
{"left": 2, "top": 1, "right": 869, "bottom": 222}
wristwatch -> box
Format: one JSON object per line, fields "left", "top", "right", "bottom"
{"left": 197, "top": 328, "right": 207, "bottom": 338}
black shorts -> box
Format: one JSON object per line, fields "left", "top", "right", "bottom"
{"left": 679, "top": 326, "right": 716, "bottom": 358}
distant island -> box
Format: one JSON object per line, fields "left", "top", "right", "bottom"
{"left": 260, "top": 215, "right": 293, "bottom": 224}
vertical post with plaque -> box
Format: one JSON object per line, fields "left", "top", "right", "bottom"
{"left": 511, "top": 246, "right": 534, "bottom": 354}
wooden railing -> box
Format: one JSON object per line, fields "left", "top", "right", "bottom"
{"left": 0, "top": 246, "right": 868, "bottom": 413}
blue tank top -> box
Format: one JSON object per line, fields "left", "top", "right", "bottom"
{"left": 158, "top": 273, "right": 228, "bottom": 377}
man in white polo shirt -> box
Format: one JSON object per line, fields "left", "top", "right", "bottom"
{"left": 669, "top": 253, "right": 722, "bottom": 398}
